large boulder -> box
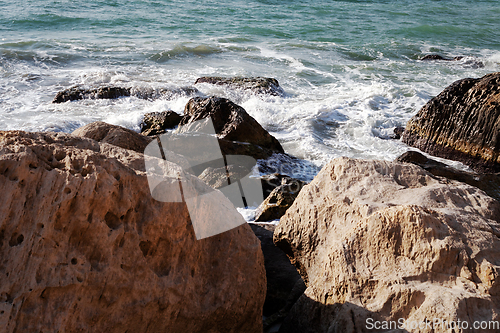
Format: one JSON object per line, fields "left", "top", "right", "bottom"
{"left": 0, "top": 130, "right": 266, "bottom": 333}
{"left": 194, "top": 77, "right": 285, "bottom": 96}
{"left": 178, "top": 96, "right": 284, "bottom": 154}
{"left": 402, "top": 72, "right": 500, "bottom": 172}
{"left": 274, "top": 157, "right": 500, "bottom": 333}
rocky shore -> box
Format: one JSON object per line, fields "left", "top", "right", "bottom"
{"left": 2, "top": 73, "right": 500, "bottom": 332}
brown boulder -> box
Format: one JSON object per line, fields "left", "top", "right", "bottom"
{"left": 255, "top": 177, "right": 306, "bottom": 222}
{"left": 274, "top": 157, "right": 500, "bottom": 333}
{"left": 0, "top": 130, "right": 266, "bottom": 333}
{"left": 178, "top": 96, "right": 284, "bottom": 154}
{"left": 402, "top": 72, "right": 500, "bottom": 172}
{"left": 194, "top": 77, "right": 285, "bottom": 96}
{"left": 72, "top": 121, "right": 153, "bottom": 154}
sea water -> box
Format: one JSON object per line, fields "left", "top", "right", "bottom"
{"left": 1, "top": 0, "right": 499, "bottom": 180}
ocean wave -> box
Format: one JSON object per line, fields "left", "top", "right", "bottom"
{"left": 149, "top": 44, "right": 224, "bottom": 62}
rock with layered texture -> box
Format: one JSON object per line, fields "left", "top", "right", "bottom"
{"left": 274, "top": 157, "right": 500, "bottom": 333}
{"left": 0, "top": 130, "right": 266, "bottom": 333}
{"left": 402, "top": 72, "right": 500, "bottom": 172}
{"left": 194, "top": 77, "right": 285, "bottom": 96}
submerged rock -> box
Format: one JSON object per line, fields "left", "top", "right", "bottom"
{"left": 274, "top": 157, "right": 500, "bottom": 333}
{"left": 140, "top": 111, "right": 183, "bottom": 136}
{"left": 195, "top": 76, "right": 285, "bottom": 96}
{"left": 421, "top": 54, "right": 464, "bottom": 61}
{"left": 403, "top": 72, "right": 500, "bottom": 172}
{"left": 0, "top": 130, "right": 266, "bottom": 333}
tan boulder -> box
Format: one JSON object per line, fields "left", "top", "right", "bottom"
{"left": 274, "top": 157, "right": 500, "bottom": 333}
{"left": 72, "top": 121, "right": 153, "bottom": 154}
{"left": 0, "top": 130, "right": 266, "bottom": 333}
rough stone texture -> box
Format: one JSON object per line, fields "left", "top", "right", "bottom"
{"left": 402, "top": 72, "right": 500, "bottom": 172}
{"left": 194, "top": 77, "right": 285, "bottom": 96}
{"left": 274, "top": 157, "right": 500, "bottom": 333}
{"left": 0, "top": 130, "right": 266, "bottom": 333}
{"left": 141, "top": 111, "right": 183, "bottom": 136}
{"left": 52, "top": 86, "right": 131, "bottom": 103}
{"left": 255, "top": 177, "right": 306, "bottom": 222}
{"left": 72, "top": 121, "right": 153, "bottom": 154}
{"left": 178, "top": 97, "right": 284, "bottom": 154}
{"left": 53, "top": 85, "right": 200, "bottom": 103}
{"left": 396, "top": 150, "right": 500, "bottom": 202}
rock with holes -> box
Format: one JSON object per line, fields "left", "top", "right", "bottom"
{"left": 402, "top": 72, "right": 500, "bottom": 172}
{"left": 0, "top": 130, "right": 266, "bottom": 333}
{"left": 274, "top": 157, "right": 500, "bottom": 333}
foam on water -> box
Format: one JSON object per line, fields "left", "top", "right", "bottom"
{"left": 1, "top": 0, "right": 500, "bottom": 183}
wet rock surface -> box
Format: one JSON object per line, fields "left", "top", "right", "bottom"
{"left": 195, "top": 76, "right": 285, "bottom": 96}
{"left": 52, "top": 85, "right": 200, "bottom": 103}
{"left": 140, "top": 111, "right": 183, "bottom": 136}
{"left": 403, "top": 72, "right": 500, "bottom": 172}
{"left": 274, "top": 157, "right": 500, "bottom": 333}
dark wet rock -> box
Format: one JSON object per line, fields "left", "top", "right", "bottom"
{"left": 178, "top": 96, "right": 284, "bottom": 154}
{"left": 402, "top": 72, "right": 500, "bottom": 173}
{"left": 396, "top": 150, "right": 500, "bottom": 202}
{"left": 421, "top": 54, "right": 464, "bottom": 61}
{"left": 255, "top": 177, "right": 307, "bottom": 222}
{"left": 72, "top": 121, "right": 152, "bottom": 154}
{"left": 420, "top": 55, "right": 484, "bottom": 68}
{"left": 53, "top": 85, "right": 200, "bottom": 103}
{"left": 141, "top": 111, "right": 182, "bottom": 136}
{"left": 53, "top": 86, "right": 131, "bottom": 103}
{"left": 391, "top": 126, "right": 405, "bottom": 140}
{"left": 249, "top": 224, "right": 304, "bottom": 330}
{"left": 195, "top": 76, "right": 285, "bottom": 96}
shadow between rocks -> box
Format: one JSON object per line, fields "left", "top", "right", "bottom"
{"left": 278, "top": 293, "right": 411, "bottom": 333}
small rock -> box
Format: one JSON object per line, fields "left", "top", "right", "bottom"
{"left": 141, "top": 111, "right": 183, "bottom": 136}
{"left": 73, "top": 121, "right": 152, "bottom": 154}
{"left": 195, "top": 76, "right": 285, "bottom": 96}
{"left": 255, "top": 177, "right": 306, "bottom": 222}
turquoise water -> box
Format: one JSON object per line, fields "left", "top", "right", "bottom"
{"left": 1, "top": 0, "right": 499, "bottom": 175}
